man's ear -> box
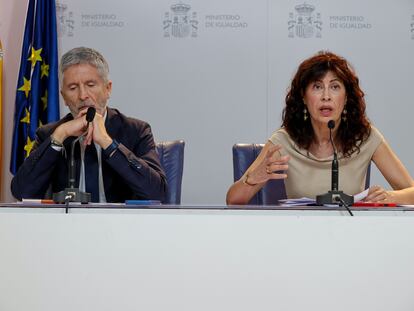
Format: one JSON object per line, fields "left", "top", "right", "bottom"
{"left": 106, "top": 80, "right": 113, "bottom": 98}
{"left": 60, "top": 90, "right": 68, "bottom": 107}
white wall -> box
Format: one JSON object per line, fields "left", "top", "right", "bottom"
{"left": 1, "top": 0, "right": 414, "bottom": 203}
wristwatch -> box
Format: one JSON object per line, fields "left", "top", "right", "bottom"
{"left": 50, "top": 137, "right": 63, "bottom": 150}
{"left": 103, "top": 139, "right": 119, "bottom": 158}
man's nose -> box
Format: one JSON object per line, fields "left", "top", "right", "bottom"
{"left": 79, "top": 85, "right": 89, "bottom": 101}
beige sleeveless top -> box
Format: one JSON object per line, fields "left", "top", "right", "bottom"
{"left": 268, "top": 126, "right": 384, "bottom": 199}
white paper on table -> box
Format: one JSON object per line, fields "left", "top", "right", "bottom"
{"left": 278, "top": 197, "right": 316, "bottom": 206}
{"left": 353, "top": 188, "right": 369, "bottom": 202}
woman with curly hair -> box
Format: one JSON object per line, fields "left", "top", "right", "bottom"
{"left": 226, "top": 51, "right": 414, "bottom": 204}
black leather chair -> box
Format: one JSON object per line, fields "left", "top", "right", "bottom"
{"left": 232, "top": 144, "right": 286, "bottom": 205}
{"left": 156, "top": 140, "right": 185, "bottom": 204}
{"left": 232, "top": 143, "right": 371, "bottom": 205}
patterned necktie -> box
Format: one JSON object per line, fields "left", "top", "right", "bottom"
{"left": 84, "top": 144, "right": 99, "bottom": 202}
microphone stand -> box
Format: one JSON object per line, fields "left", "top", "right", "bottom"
{"left": 53, "top": 108, "right": 96, "bottom": 210}
{"left": 52, "top": 136, "right": 91, "bottom": 208}
{"left": 316, "top": 120, "right": 354, "bottom": 215}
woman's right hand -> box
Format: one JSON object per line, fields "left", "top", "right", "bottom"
{"left": 226, "top": 142, "right": 289, "bottom": 205}
{"left": 244, "top": 144, "right": 289, "bottom": 185}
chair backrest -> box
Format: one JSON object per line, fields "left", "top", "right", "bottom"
{"left": 232, "top": 144, "right": 286, "bottom": 205}
{"left": 365, "top": 162, "right": 371, "bottom": 189}
{"left": 156, "top": 140, "right": 185, "bottom": 204}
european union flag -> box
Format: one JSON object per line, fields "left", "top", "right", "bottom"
{"left": 10, "top": 0, "right": 60, "bottom": 175}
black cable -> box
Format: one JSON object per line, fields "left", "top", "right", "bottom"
{"left": 338, "top": 196, "right": 353, "bottom": 216}
{"left": 65, "top": 194, "right": 72, "bottom": 214}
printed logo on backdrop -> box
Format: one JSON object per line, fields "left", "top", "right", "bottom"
{"left": 205, "top": 15, "right": 248, "bottom": 29}
{"left": 329, "top": 16, "right": 371, "bottom": 30}
{"left": 163, "top": 2, "right": 249, "bottom": 38}
{"left": 288, "top": 3, "right": 322, "bottom": 38}
{"left": 56, "top": 2, "right": 125, "bottom": 37}
{"left": 163, "top": 3, "right": 198, "bottom": 38}
{"left": 81, "top": 14, "right": 125, "bottom": 28}
{"left": 56, "top": 2, "right": 74, "bottom": 37}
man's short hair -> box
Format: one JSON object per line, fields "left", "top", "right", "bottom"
{"left": 60, "top": 47, "right": 110, "bottom": 83}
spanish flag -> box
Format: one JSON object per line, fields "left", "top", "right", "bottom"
{"left": 10, "top": 0, "right": 60, "bottom": 175}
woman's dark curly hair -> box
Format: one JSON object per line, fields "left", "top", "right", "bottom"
{"left": 282, "top": 51, "right": 371, "bottom": 157}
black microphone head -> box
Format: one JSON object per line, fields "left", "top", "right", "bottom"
{"left": 327, "top": 120, "right": 335, "bottom": 129}
{"left": 86, "top": 107, "right": 96, "bottom": 122}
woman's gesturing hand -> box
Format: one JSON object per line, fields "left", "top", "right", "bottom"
{"left": 246, "top": 144, "right": 289, "bottom": 185}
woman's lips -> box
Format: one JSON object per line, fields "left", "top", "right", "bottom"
{"left": 319, "top": 107, "right": 333, "bottom": 117}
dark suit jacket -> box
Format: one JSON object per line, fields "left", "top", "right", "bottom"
{"left": 11, "top": 108, "right": 167, "bottom": 202}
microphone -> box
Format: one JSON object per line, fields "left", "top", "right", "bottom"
{"left": 53, "top": 107, "right": 96, "bottom": 207}
{"left": 68, "top": 107, "right": 96, "bottom": 188}
{"left": 86, "top": 106, "right": 96, "bottom": 122}
{"left": 328, "top": 120, "right": 338, "bottom": 191}
{"left": 316, "top": 120, "right": 354, "bottom": 215}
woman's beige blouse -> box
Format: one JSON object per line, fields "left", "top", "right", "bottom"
{"left": 268, "top": 126, "right": 384, "bottom": 199}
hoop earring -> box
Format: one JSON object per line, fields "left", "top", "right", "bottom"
{"left": 303, "top": 108, "right": 308, "bottom": 121}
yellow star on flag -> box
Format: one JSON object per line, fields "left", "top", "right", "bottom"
{"left": 18, "top": 77, "right": 31, "bottom": 98}
{"left": 41, "top": 61, "right": 49, "bottom": 78}
{"left": 24, "top": 136, "right": 35, "bottom": 157}
{"left": 28, "top": 47, "right": 43, "bottom": 67}
{"left": 20, "top": 108, "right": 30, "bottom": 124}
{"left": 41, "top": 90, "right": 48, "bottom": 110}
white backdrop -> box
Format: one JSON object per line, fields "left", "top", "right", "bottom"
{"left": 54, "top": 0, "right": 414, "bottom": 204}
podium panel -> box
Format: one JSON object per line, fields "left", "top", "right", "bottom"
{"left": 0, "top": 206, "right": 413, "bottom": 311}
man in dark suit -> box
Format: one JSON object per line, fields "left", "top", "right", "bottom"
{"left": 11, "top": 47, "right": 166, "bottom": 202}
